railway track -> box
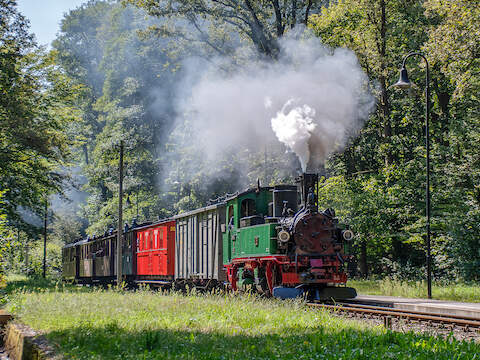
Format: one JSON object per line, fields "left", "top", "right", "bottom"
{"left": 307, "top": 302, "right": 480, "bottom": 332}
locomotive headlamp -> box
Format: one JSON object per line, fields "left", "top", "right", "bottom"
{"left": 342, "top": 229, "right": 354, "bottom": 241}
{"left": 278, "top": 230, "right": 290, "bottom": 243}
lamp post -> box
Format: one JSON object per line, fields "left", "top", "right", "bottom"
{"left": 393, "top": 52, "right": 432, "bottom": 299}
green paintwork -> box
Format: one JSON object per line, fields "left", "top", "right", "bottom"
{"left": 234, "top": 223, "right": 277, "bottom": 257}
{"left": 222, "top": 188, "right": 278, "bottom": 265}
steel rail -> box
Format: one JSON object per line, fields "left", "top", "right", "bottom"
{"left": 307, "top": 303, "right": 480, "bottom": 328}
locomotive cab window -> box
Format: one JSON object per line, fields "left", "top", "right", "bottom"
{"left": 240, "top": 198, "right": 256, "bottom": 218}
{"left": 227, "top": 205, "right": 235, "bottom": 230}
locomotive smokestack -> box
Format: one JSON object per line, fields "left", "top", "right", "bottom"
{"left": 296, "top": 173, "right": 319, "bottom": 213}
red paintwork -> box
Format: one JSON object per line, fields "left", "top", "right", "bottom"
{"left": 281, "top": 271, "right": 299, "bottom": 284}
{"left": 225, "top": 254, "right": 347, "bottom": 293}
{"left": 136, "top": 221, "right": 175, "bottom": 276}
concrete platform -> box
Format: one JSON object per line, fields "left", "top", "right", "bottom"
{"left": 354, "top": 295, "right": 480, "bottom": 319}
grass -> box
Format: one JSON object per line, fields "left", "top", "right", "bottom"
{"left": 350, "top": 278, "right": 480, "bottom": 302}
{"left": 3, "top": 280, "right": 480, "bottom": 359}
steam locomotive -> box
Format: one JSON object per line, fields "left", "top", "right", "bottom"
{"left": 62, "top": 173, "right": 357, "bottom": 300}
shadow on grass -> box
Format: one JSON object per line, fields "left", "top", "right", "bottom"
{"left": 46, "top": 322, "right": 479, "bottom": 360}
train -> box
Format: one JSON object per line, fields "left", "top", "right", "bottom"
{"left": 62, "top": 173, "right": 357, "bottom": 300}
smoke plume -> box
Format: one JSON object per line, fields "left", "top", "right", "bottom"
{"left": 176, "top": 30, "right": 375, "bottom": 174}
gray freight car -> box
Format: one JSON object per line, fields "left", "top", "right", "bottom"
{"left": 173, "top": 203, "right": 226, "bottom": 288}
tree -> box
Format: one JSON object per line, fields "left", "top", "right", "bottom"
{"left": 424, "top": 0, "right": 480, "bottom": 98}
{"left": 54, "top": 1, "right": 184, "bottom": 234}
{"left": 126, "top": 0, "right": 328, "bottom": 58}
{"left": 422, "top": 0, "right": 480, "bottom": 280}
{"left": 0, "top": 0, "right": 77, "bottom": 229}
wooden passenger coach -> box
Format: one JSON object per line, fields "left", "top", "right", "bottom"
{"left": 136, "top": 220, "right": 176, "bottom": 285}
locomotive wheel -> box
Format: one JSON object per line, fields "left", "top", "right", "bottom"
{"left": 256, "top": 276, "right": 271, "bottom": 297}
{"left": 255, "top": 263, "right": 280, "bottom": 297}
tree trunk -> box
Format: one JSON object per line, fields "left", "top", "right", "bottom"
{"left": 359, "top": 240, "right": 368, "bottom": 278}
{"left": 291, "top": 0, "right": 297, "bottom": 28}
{"left": 379, "top": 0, "right": 392, "bottom": 166}
{"left": 244, "top": 0, "right": 279, "bottom": 57}
{"left": 271, "top": 0, "right": 284, "bottom": 36}
{"left": 304, "top": 0, "right": 312, "bottom": 25}
{"left": 83, "top": 143, "right": 89, "bottom": 165}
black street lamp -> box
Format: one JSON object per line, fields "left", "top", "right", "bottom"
{"left": 393, "top": 52, "right": 432, "bottom": 299}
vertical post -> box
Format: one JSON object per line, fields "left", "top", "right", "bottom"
{"left": 136, "top": 187, "right": 139, "bottom": 219}
{"left": 24, "top": 237, "right": 29, "bottom": 274}
{"left": 264, "top": 144, "right": 267, "bottom": 185}
{"left": 43, "top": 199, "right": 47, "bottom": 278}
{"left": 398, "top": 53, "right": 432, "bottom": 299}
{"left": 117, "top": 141, "right": 124, "bottom": 286}
{"left": 425, "top": 59, "right": 432, "bottom": 299}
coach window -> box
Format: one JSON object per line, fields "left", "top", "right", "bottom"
{"left": 154, "top": 230, "right": 158, "bottom": 249}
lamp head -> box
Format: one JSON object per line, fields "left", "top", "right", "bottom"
{"left": 393, "top": 67, "right": 412, "bottom": 89}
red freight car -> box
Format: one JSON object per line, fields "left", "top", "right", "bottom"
{"left": 136, "top": 220, "right": 176, "bottom": 286}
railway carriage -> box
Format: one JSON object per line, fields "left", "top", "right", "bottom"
{"left": 174, "top": 205, "right": 226, "bottom": 288}
{"left": 92, "top": 234, "right": 115, "bottom": 281}
{"left": 62, "top": 243, "right": 77, "bottom": 281}
{"left": 66, "top": 226, "right": 138, "bottom": 284}
{"left": 135, "top": 220, "right": 176, "bottom": 286}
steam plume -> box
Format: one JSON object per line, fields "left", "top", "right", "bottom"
{"left": 270, "top": 100, "right": 316, "bottom": 171}
{"left": 173, "top": 30, "right": 375, "bottom": 181}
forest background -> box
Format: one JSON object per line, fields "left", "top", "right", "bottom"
{"left": 0, "top": 0, "right": 478, "bottom": 283}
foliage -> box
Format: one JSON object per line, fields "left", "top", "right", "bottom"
{"left": 53, "top": 2, "right": 182, "bottom": 234}
{"left": 424, "top": 0, "right": 480, "bottom": 97}
{"left": 6, "top": 288, "right": 480, "bottom": 359}
{"left": 0, "top": 1, "right": 81, "bottom": 281}
{"left": 0, "top": 1, "right": 78, "bottom": 226}
{"left": 126, "top": 0, "right": 329, "bottom": 59}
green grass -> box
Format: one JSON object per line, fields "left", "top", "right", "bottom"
{"left": 350, "top": 278, "right": 480, "bottom": 302}
{"left": 3, "top": 281, "right": 479, "bottom": 359}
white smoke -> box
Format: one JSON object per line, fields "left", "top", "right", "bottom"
{"left": 173, "top": 29, "right": 375, "bottom": 181}
{"left": 271, "top": 100, "right": 316, "bottom": 171}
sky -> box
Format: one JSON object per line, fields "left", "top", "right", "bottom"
{"left": 17, "top": 0, "right": 88, "bottom": 47}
